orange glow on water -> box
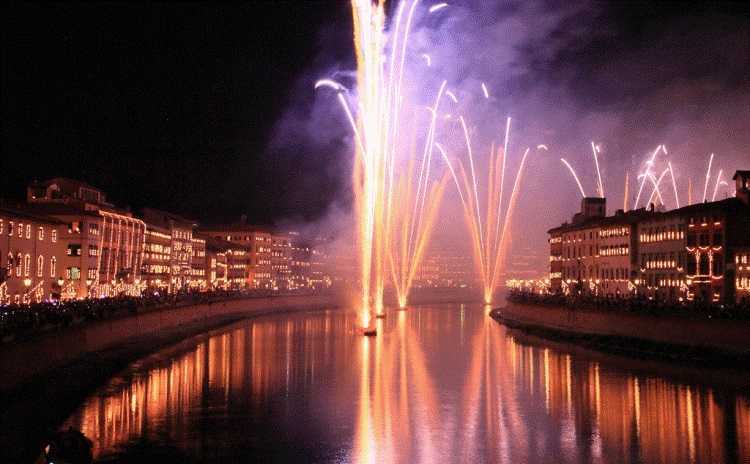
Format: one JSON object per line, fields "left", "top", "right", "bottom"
{"left": 63, "top": 307, "right": 750, "bottom": 463}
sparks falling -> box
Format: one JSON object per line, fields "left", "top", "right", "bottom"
{"left": 317, "top": 0, "right": 455, "bottom": 330}
{"left": 438, "top": 114, "right": 536, "bottom": 305}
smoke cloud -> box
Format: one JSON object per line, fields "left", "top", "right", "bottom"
{"left": 266, "top": 0, "right": 750, "bottom": 277}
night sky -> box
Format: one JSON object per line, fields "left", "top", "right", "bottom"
{"left": 3, "top": 1, "right": 749, "bottom": 230}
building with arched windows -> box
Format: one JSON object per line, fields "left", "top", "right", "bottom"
{"left": 548, "top": 170, "right": 750, "bottom": 304}
{"left": 0, "top": 205, "right": 65, "bottom": 304}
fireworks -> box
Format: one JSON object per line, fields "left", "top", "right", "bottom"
{"left": 317, "top": 0, "right": 457, "bottom": 329}
{"left": 438, "top": 114, "right": 535, "bottom": 305}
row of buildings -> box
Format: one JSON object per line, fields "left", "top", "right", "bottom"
{"left": 0, "top": 178, "right": 332, "bottom": 304}
{"left": 548, "top": 170, "right": 750, "bottom": 304}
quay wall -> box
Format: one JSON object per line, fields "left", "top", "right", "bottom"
{"left": 493, "top": 302, "right": 750, "bottom": 361}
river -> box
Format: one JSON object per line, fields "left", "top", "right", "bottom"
{"left": 63, "top": 303, "right": 750, "bottom": 463}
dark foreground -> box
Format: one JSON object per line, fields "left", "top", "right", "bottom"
{"left": 56, "top": 304, "right": 749, "bottom": 463}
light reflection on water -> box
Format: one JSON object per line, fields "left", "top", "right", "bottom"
{"left": 63, "top": 304, "right": 750, "bottom": 463}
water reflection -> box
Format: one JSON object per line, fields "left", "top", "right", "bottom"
{"left": 64, "top": 305, "right": 750, "bottom": 463}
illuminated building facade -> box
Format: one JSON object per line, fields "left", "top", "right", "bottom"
{"left": 549, "top": 198, "right": 647, "bottom": 296}
{"left": 190, "top": 236, "right": 206, "bottom": 289}
{"left": 289, "top": 239, "right": 312, "bottom": 290}
{"left": 414, "top": 252, "right": 474, "bottom": 288}
{"left": 25, "top": 179, "right": 146, "bottom": 298}
{"left": 680, "top": 196, "right": 750, "bottom": 303}
{"left": 735, "top": 247, "right": 750, "bottom": 304}
{"left": 203, "top": 236, "right": 230, "bottom": 289}
{"left": 0, "top": 206, "right": 65, "bottom": 304}
{"left": 200, "top": 221, "right": 274, "bottom": 289}
{"left": 226, "top": 245, "right": 251, "bottom": 288}
{"left": 548, "top": 171, "right": 750, "bottom": 304}
{"left": 636, "top": 215, "right": 687, "bottom": 300}
{"left": 141, "top": 224, "right": 171, "bottom": 292}
{"left": 142, "top": 208, "right": 197, "bottom": 292}
{"left": 271, "top": 235, "right": 291, "bottom": 290}
{"left": 309, "top": 245, "right": 331, "bottom": 290}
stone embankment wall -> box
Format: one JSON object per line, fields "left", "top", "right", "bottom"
{"left": 0, "top": 294, "right": 339, "bottom": 394}
{"left": 494, "top": 302, "right": 750, "bottom": 359}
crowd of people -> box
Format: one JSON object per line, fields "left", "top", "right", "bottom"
{"left": 0, "top": 287, "right": 317, "bottom": 341}
{"left": 507, "top": 289, "right": 750, "bottom": 320}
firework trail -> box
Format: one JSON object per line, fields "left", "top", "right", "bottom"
{"left": 560, "top": 158, "right": 586, "bottom": 198}
{"left": 702, "top": 153, "right": 714, "bottom": 203}
{"left": 712, "top": 169, "right": 724, "bottom": 201}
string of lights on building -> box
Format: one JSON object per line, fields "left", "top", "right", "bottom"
{"left": 0, "top": 178, "right": 336, "bottom": 305}
{"left": 546, "top": 170, "right": 750, "bottom": 304}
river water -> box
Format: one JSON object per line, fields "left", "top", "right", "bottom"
{"left": 63, "top": 304, "right": 750, "bottom": 463}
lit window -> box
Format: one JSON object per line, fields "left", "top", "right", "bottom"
{"left": 26, "top": 224, "right": 31, "bottom": 239}
{"left": 24, "top": 254, "right": 31, "bottom": 276}
{"left": 37, "top": 255, "right": 44, "bottom": 277}
{"left": 50, "top": 257, "right": 56, "bottom": 277}
{"left": 18, "top": 223, "right": 23, "bottom": 237}
{"left": 38, "top": 227, "right": 45, "bottom": 241}
{"left": 51, "top": 230, "right": 57, "bottom": 242}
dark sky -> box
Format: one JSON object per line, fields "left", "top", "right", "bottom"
{"left": 2, "top": 0, "right": 348, "bottom": 224}
{"left": 2, "top": 1, "right": 748, "bottom": 228}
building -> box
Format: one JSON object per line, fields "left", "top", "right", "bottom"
{"left": 289, "top": 238, "right": 312, "bottom": 290}
{"left": 203, "top": 236, "right": 230, "bottom": 289}
{"left": 680, "top": 196, "right": 750, "bottom": 303}
{"left": 548, "top": 198, "right": 648, "bottom": 296}
{"left": 142, "top": 208, "right": 198, "bottom": 293}
{"left": 636, "top": 213, "right": 687, "bottom": 301}
{"left": 271, "top": 234, "right": 292, "bottom": 290}
{"left": 141, "top": 224, "right": 171, "bottom": 293}
{"left": 309, "top": 245, "right": 331, "bottom": 290}
{"left": 190, "top": 235, "right": 207, "bottom": 290}
{"left": 0, "top": 205, "right": 66, "bottom": 304}
{"left": 200, "top": 221, "right": 275, "bottom": 289}
{"left": 25, "top": 178, "right": 146, "bottom": 298}
{"left": 414, "top": 252, "right": 474, "bottom": 288}
{"left": 735, "top": 247, "right": 750, "bottom": 304}
{"left": 547, "top": 170, "right": 750, "bottom": 304}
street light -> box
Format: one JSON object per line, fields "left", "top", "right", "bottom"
{"left": 23, "top": 278, "right": 32, "bottom": 287}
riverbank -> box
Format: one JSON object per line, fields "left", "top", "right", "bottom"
{"left": 0, "top": 289, "right": 480, "bottom": 463}
{"left": 0, "top": 295, "right": 339, "bottom": 463}
{"left": 491, "top": 302, "right": 750, "bottom": 366}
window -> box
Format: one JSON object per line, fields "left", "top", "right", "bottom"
{"left": 38, "top": 227, "right": 45, "bottom": 240}
{"left": 87, "top": 268, "right": 97, "bottom": 280}
{"left": 67, "top": 244, "right": 82, "bottom": 256}
{"left": 24, "top": 254, "right": 31, "bottom": 276}
{"left": 712, "top": 255, "right": 723, "bottom": 276}
{"left": 66, "top": 267, "right": 81, "bottom": 280}
{"left": 68, "top": 222, "right": 81, "bottom": 234}
{"left": 0, "top": 219, "right": 3, "bottom": 234}
{"left": 88, "top": 245, "right": 99, "bottom": 257}
{"left": 687, "top": 258, "right": 696, "bottom": 275}
{"left": 8, "top": 221, "right": 13, "bottom": 236}
{"left": 26, "top": 224, "right": 31, "bottom": 239}
{"left": 51, "top": 230, "right": 57, "bottom": 242}
{"left": 687, "top": 233, "right": 696, "bottom": 247}
{"left": 50, "top": 256, "right": 56, "bottom": 278}
{"left": 699, "top": 256, "right": 709, "bottom": 275}
{"left": 7, "top": 252, "right": 13, "bottom": 277}
{"left": 89, "top": 222, "right": 99, "bottom": 235}
{"left": 37, "top": 255, "right": 44, "bottom": 277}
{"left": 18, "top": 223, "right": 23, "bottom": 237}
{"left": 713, "top": 231, "right": 723, "bottom": 245}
